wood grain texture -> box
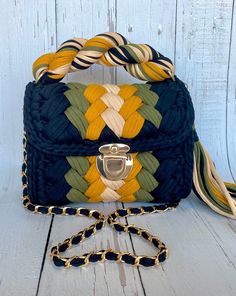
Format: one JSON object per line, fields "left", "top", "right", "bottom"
{"left": 124, "top": 194, "right": 236, "bottom": 296}
{"left": 175, "top": 0, "right": 234, "bottom": 180}
{"left": 0, "top": 0, "right": 56, "bottom": 166}
{"left": 0, "top": 0, "right": 235, "bottom": 295}
{"left": 0, "top": 1, "right": 56, "bottom": 295}
{"left": 0, "top": 162, "right": 52, "bottom": 296}
{"left": 116, "top": 0, "right": 177, "bottom": 84}
{"left": 56, "top": 0, "right": 117, "bottom": 84}
{"left": 227, "top": 0, "right": 236, "bottom": 181}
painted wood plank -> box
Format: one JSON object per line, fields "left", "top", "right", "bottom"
{"left": 55, "top": 0, "right": 118, "bottom": 84}
{"left": 0, "top": 1, "right": 56, "bottom": 295}
{"left": 175, "top": 0, "right": 234, "bottom": 180}
{"left": 188, "top": 193, "right": 236, "bottom": 265}
{"left": 116, "top": 0, "right": 177, "bottom": 84}
{"left": 123, "top": 194, "right": 236, "bottom": 296}
{"left": 37, "top": 202, "right": 145, "bottom": 296}
{"left": 0, "top": 164, "right": 53, "bottom": 296}
{"left": 226, "top": 0, "right": 236, "bottom": 181}
{"left": 0, "top": 0, "right": 57, "bottom": 166}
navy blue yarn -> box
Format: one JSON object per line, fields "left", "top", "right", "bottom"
{"left": 26, "top": 141, "right": 69, "bottom": 205}
{"left": 23, "top": 75, "right": 199, "bottom": 205}
{"left": 23, "top": 77, "right": 197, "bottom": 156}
{"left": 150, "top": 131, "right": 195, "bottom": 203}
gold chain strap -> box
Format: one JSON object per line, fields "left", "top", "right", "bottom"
{"left": 22, "top": 132, "right": 178, "bottom": 268}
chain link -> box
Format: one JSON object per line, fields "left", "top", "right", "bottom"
{"left": 22, "top": 132, "right": 179, "bottom": 268}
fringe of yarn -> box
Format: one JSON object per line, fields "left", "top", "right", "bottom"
{"left": 193, "top": 140, "right": 236, "bottom": 219}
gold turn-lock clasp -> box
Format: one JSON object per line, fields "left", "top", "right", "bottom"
{"left": 96, "top": 144, "right": 133, "bottom": 181}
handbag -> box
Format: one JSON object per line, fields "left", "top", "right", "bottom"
{"left": 22, "top": 32, "right": 236, "bottom": 269}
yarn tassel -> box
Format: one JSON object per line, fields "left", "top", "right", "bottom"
{"left": 192, "top": 140, "right": 236, "bottom": 219}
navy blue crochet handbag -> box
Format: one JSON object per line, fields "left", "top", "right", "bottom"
{"left": 22, "top": 32, "right": 236, "bottom": 268}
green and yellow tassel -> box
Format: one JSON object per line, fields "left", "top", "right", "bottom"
{"left": 193, "top": 140, "right": 236, "bottom": 219}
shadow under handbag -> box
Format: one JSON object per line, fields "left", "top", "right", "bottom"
{"left": 22, "top": 32, "right": 236, "bottom": 269}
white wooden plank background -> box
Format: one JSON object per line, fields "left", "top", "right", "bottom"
{"left": 0, "top": 1, "right": 235, "bottom": 295}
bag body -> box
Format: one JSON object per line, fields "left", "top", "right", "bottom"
{"left": 22, "top": 32, "right": 236, "bottom": 268}
{"left": 24, "top": 76, "right": 198, "bottom": 206}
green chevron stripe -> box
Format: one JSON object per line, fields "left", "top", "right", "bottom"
{"left": 65, "top": 84, "right": 89, "bottom": 112}
{"left": 138, "top": 105, "right": 162, "bottom": 128}
{"left": 135, "top": 189, "right": 154, "bottom": 202}
{"left": 66, "top": 156, "right": 90, "bottom": 176}
{"left": 137, "top": 152, "right": 160, "bottom": 175}
{"left": 67, "top": 188, "right": 89, "bottom": 203}
{"left": 134, "top": 84, "right": 159, "bottom": 106}
{"left": 64, "top": 106, "right": 88, "bottom": 138}
{"left": 64, "top": 168, "right": 89, "bottom": 192}
{"left": 137, "top": 169, "right": 159, "bottom": 192}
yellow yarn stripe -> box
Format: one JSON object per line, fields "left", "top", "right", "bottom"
{"left": 82, "top": 84, "right": 146, "bottom": 139}
{"left": 193, "top": 141, "right": 236, "bottom": 219}
{"left": 79, "top": 153, "right": 149, "bottom": 203}
{"left": 63, "top": 82, "right": 160, "bottom": 140}
{"left": 32, "top": 32, "right": 175, "bottom": 82}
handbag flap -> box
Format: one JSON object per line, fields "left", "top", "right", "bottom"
{"left": 23, "top": 76, "right": 197, "bottom": 156}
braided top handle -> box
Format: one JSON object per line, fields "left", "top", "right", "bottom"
{"left": 32, "top": 32, "right": 175, "bottom": 83}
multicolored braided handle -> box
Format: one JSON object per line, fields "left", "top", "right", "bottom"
{"left": 23, "top": 32, "right": 236, "bottom": 269}
{"left": 33, "top": 32, "right": 175, "bottom": 83}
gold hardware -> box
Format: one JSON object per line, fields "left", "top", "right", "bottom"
{"left": 96, "top": 143, "right": 133, "bottom": 181}
{"left": 48, "top": 206, "right": 54, "bottom": 215}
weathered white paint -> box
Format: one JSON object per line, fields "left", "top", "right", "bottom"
{"left": 56, "top": 0, "right": 117, "bottom": 84}
{"left": 0, "top": 1, "right": 56, "bottom": 295}
{"left": 0, "top": 0, "right": 56, "bottom": 166}
{"left": 175, "top": 0, "right": 234, "bottom": 180}
{"left": 227, "top": 0, "right": 236, "bottom": 181}
{"left": 0, "top": 0, "right": 235, "bottom": 295}
{"left": 124, "top": 194, "right": 236, "bottom": 296}
{"left": 0, "top": 167, "right": 53, "bottom": 295}
{"left": 116, "top": 0, "right": 177, "bottom": 84}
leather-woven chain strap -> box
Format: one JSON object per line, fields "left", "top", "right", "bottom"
{"left": 32, "top": 32, "right": 175, "bottom": 83}
{"left": 22, "top": 133, "right": 178, "bottom": 268}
